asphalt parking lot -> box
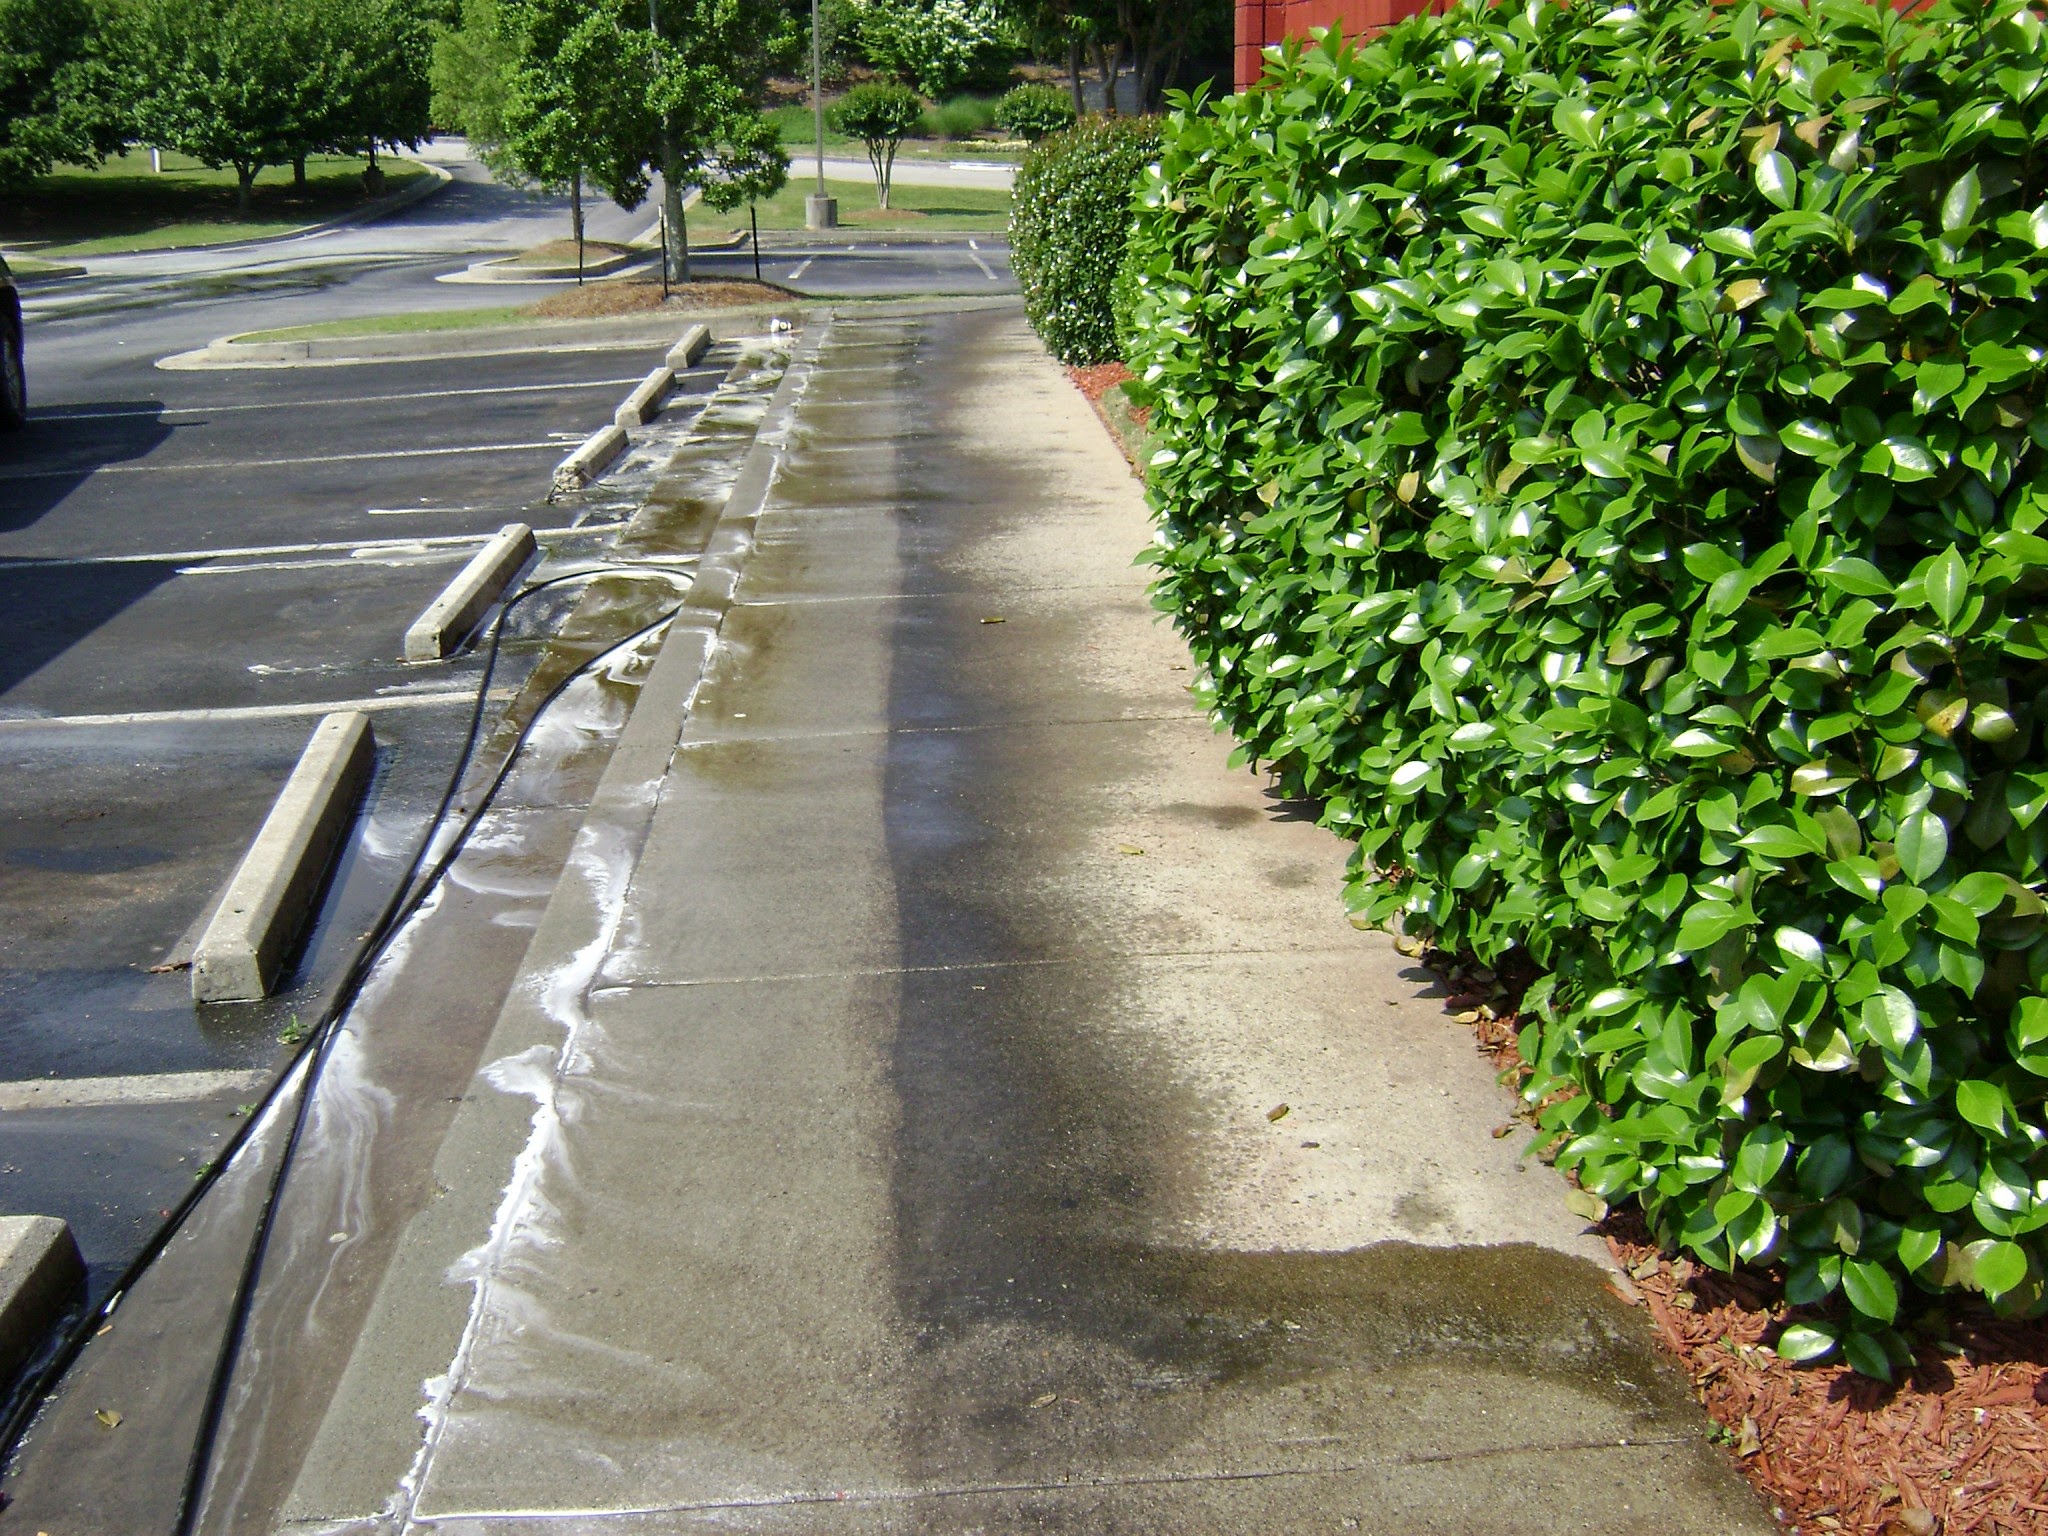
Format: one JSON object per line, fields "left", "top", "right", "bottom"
{"left": 0, "top": 331, "right": 728, "bottom": 1304}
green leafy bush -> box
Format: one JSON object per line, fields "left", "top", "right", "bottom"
{"left": 921, "top": 92, "right": 995, "bottom": 141}
{"left": 1012, "top": 114, "right": 1159, "bottom": 365}
{"left": 993, "top": 82, "right": 1075, "bottom": 141}
{"left": 1127, "top": 0, "right": 2048, "bottom": 1376}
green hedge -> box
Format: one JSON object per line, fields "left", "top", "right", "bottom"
{"left": 993, "top": 82, "right": 1077, "bottom": 142}
{"left": 1011, "top": 114, "right": 1159, "bottom": 365}
{"left": 1126, "top": 0, "right": 2048, "bottom": 1377}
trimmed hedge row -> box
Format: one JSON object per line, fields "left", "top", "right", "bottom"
{"left": 1125, "top": 0, "right": 2048, "bottom": 1375}
{"left": 1010, "top": 114, "right": 1159, "bottom": 365}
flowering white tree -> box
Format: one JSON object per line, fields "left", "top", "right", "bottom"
{"left": 850, "top": 0, "right": 1002, "bottom": 98}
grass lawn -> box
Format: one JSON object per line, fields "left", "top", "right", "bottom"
{"left": 230, "top": 275, "right": 795, "bottom": 342}
{"left": 0, "top": 151, "right": 427, "bottom": 258}
{"left": 688, "top": 176, "right": 1010, "bottom": 237}
{"left": 234, "top": 306, "right": 527, "bottom": 343}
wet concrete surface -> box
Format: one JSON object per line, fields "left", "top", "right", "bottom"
{"left": 0, "top": 342, "right": 798, "bottom": 1533}
{"left": 166, "top": 304, "right": 1778, "bottom": 1534}
{"left": 0, "top": 266, "right": 731, "bottom": 1355}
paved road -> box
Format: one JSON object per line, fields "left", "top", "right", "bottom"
{"left": 0, "top": 286, "right": 724, "bottom": 1313}
{"left": 22, "top": 140, "right": 1015, "bottom": 322}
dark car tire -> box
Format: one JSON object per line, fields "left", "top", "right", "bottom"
{"left": 0, "top": 321, "right": 24, "bottom": 432}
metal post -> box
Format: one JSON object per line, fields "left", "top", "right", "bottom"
{"left": 813, "top": 0, "right": 825, "bottom": 195}
{"left": 660, "top": 209, "right": 670, "bottom": 301}
{"left": 805, "top": 0, "right": 836, "bottom": 229}
{"left": 751, "top": 204, "right": 761, "bottom": 282}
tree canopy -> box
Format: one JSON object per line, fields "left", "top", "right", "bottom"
{"left": 0, "top": 0, "right": 124, "bottom": 189}
{"left": 467, "top": 0, "right": 788, "bottom": 279}
{"left": 107, "top": 0, "right": 441, "bottom": 208}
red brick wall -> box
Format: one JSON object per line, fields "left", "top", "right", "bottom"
{"left": 1237, "top": 0, "right": 1442, "bottom": 88}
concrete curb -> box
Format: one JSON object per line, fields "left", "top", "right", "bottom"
{"left": 552, "top": 424, "right": 628, "bottom": 497}
{"left": 0, "top": 1217, "right": 84, "bottom": 1388}
{"left": 7, "top": 262, "right": 89, "bottom": 287}
{"left": 437, "top": 250, "right": 654, "bottom": 287}
{"left": 750, "top": 228, "right": 1011, "bottom": 248}
{"left": 666, "top": 324, "right": 711, "bottom": 371}
{"left": 403, "top": 523, "right": 537, "bottom": 662}
{"left": 191, "top": 712, "right": 376, "bottom": 1004}
{"left": 613, "top": 366, "right": 676, "bottom": 428}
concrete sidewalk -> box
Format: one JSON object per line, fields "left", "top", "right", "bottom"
{"left": 254, "top": 304, "right": 1771, "bottom": 1531}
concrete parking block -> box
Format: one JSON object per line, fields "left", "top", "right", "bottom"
{"left": 551, "top": 423, "right": 628, "bottom": 496}
{"left": 191, "top": 711, "right": 376, "bottom": 1003}
{"left": 612, "top": 366, "right": 676, "bottom": 428}
{"left": 0, "top": 1216, "right": 84, "bottom": 1386}
{"left": 402, "top": 522, "right": 537, "bottom": 662}
{"left": 666, "top": 323, "right": 711, "bottom": 370}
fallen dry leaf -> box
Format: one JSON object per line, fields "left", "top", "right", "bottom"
{"left": 93, "top": 1408, "right": 121, "bottom": 1429}
{"left": 1117, "top": 843, "right": 1145, "bottom": 856}
{"left": 1266, "top": 1104, "right": 1290, "bottom": 1122}
{"left": 1029, "top": 1393, "right": 1057, "bottom": 1409}
{"left": 979, "top": 616, "right": 1006, "bottom": 625}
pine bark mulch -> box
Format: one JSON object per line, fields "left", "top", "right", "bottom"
{"left": 1435, "top": 958, "right": 2048, "bottom": 1536}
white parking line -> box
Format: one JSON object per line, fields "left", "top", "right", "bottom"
{"left": 0, "top": 689, "right": 502, "bottom": 731}
{"left": 0, "top": 529, "right": 586, "bottom": 569}
{"left": 0, "top": 440, "right": 564, "bottom": 482}
{"left": 37, "top": 379, "right": 652, "bottom": 423}
{"left": 966, "top": 241, "right": 998, "bottom": 281}
{"left": 786, "top": 258, "right": 816, "bottom": 281}
{"left": 0, "top": 1069, "right": 273, "bottom": 1112}
{"left": 176, "top": 551, "right": 472, "bottom": 576}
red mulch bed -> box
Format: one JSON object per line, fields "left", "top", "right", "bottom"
{"left": 1069, "top": 360, "right": 1132, "bottom": 405}
{"left": 1432, "top": 954, "right": 2048, "bottom": 1535}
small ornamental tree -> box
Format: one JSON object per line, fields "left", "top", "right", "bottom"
{"left": 1126, "top": 0, "right": 2048, "bottom": 1378}
{"left": 832, "top": 81, "right": 922, "bottom": 210}
{"left": 992, "top": 82, "right": 1074, "bottom": 142}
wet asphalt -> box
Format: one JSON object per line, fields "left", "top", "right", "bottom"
{"left": 0, "top": 250, "right": 726, "bottom": 1315}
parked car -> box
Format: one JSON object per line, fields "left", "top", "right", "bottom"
{"left": 0, "top": 255, "right": 22, "bottom": 431}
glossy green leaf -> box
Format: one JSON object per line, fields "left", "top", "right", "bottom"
{"left": 1894, "top": 812, "right": 1949, "bottom": 883}
{"left": 1776, "top": 1322, "right": 1839, "bottom": 1362}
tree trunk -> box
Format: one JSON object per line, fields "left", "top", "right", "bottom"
{"left": 878, "top": 142, "right": 898, "bottom": 211}
{"left": 1066, "top": 36, "right": 1086, "bottom": 118}
{"left": 662, "top": 153, "right": 690, "bottom": 284}
{"left": 236, "top": 162, "right": 255, "bottom": 215}
{"left": 1093, "top": 40, "right": 1114, "bottom": 114}
{"left": 292, "top": 155, "right": 306, "bottom": 193}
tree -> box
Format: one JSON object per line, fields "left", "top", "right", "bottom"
{"left": 999, "top": 0, "right": 1227, "bottom": 112}
{"left": 850, "top": 0, "right": 1004, "bottom": 98}
{"left": 830, "top": 81, "right": 920, "bottom": 210}
{"left": 494, "top": 0, "right": 787, "bottom": 283}
{"left": 116, "top": 0, "right": 317, "bottom": 212}
{"left": 320, "top": 0, "right": 436, "bottom": 189}
{"left": 0, "top": 0, "right": 125, "bottom": 190}
{"left": 431, "top": 0, "right": 513, "bottom": 162}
